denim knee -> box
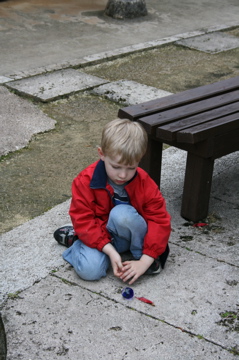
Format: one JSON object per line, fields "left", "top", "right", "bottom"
{"left": 108, "top": 205, "right": 146, "bottom": 227}
{"left": 107, "top": 205, "right": 147, "bottom": 235}
{"left": 63, "top": 240, "right": 110, "bottom": 281}
{"left": 75, "top": 258, "right": 109, "bottom": 281}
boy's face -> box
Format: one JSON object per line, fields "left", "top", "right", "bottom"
{"left": 98, "top": 148, "right": 138, "bottom": 185}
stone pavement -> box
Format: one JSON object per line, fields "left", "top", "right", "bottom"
{"left": 0, "top": 1, "right": 239, "bottom": 359}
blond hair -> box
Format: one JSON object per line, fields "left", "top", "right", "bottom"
{"left": 101, "top": 118, "right": 148, "bottom": 164}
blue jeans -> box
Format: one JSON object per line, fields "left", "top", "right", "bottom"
{"left": 62, "top": 205, "right": 147, "bottom": 281}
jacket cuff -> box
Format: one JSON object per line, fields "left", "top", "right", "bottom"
{"left": 142, "top": 249, "right": 158, "bottom": 259}
{"left": 97, "top": 238, "right": 112, "bottom": 252}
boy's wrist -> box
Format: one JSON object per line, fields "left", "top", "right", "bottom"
{"left": 139, "top": 254, "right": 154, "bottom": 268}
{"left": 102, "top": 242, "right": 117, "bottom": 257}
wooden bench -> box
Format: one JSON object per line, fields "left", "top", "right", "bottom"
{"left": 118, "top": 76, "right": 239, "bottom": 222}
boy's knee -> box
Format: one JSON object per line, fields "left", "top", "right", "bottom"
{"left": 75, "top": 255, "right": 109, "bottom": 281}
{"left": 109, "top": 205, "right": 146, "bottom": 231}
{"left": 77, "top": 266, "right": 103, "bottom": 281}
{"left": 64, "top": 240, "right": 110, "bottom": 281}
{"left": 109, "top": 205, "right": 136, "bottom": 226}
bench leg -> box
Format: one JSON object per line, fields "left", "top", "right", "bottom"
{"left": 181, "top": 153, "right": 214, "bottom": 222}
{"left": 139, "top": 138, "right": 163, "bottom": 187}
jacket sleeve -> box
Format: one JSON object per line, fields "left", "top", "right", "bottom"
{"left": 69, "top": 174, "right": 112, "bottom": 251}
{"left": 139, "top": 177, "right": 171, "bottom": 259}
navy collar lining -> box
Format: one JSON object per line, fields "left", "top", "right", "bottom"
{"left": 90, "top": 159, "right": 138, "bottom": 189}
{"left": 90, "top": 160, "right": 108, "bottom": 189}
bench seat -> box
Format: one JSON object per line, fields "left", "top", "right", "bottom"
{"left": 118, "top": 76, "right": 239, "bottom": 222}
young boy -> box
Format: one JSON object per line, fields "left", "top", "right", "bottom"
{"left": 54, "top": 118, "right": 171, "bottom": 285}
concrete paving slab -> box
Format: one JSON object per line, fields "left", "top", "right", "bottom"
{"left": 176, "top": 32, "right": 239, "bottom": 54}
{"left": 2, "top": 274, "right": 237, "bottom": 360}
{"left": 0, "top": 200, "right": 71, "bottom": 303}
{"left": 0, "top": 86, "right": 56, "bottom": 156}
{"left": 55, "top": 246, "right": 239, "bottom": 350}
{"left": 0, "top": 76, "right": 13, "bottom": 84}
{"left": 90, "top": 80, "right": 172, "bottom": 105}
{"left": 5, "top": 69, "right": 108, "bottom": 102}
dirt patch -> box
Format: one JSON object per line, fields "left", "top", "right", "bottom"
{"left": 0, "top": 94, "right": 119, "bottom": 233}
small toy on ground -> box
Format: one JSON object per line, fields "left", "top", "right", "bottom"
{"left": 122, "top": 287, "right": 134, "bottom": 299}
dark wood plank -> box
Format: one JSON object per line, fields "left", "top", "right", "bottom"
{"left": 176, "top": 113, "right": 239, "bottom": 144}
{"left": 139, "top": 139, "right": 163, "bottom": 187}
{"left": 138, "top": 90, "right": 239, "bottom": 135}
{"left": 212, "top": 129, "right": 239, "bottom": 158}
{"left": 155, "top": 103, "right": 239, "bottom": 142}
{"left": 118, "top": 76, "right": 239, "bottom": 120}
{"left": 181, "top": 154, "right": 214, "bottom": 221}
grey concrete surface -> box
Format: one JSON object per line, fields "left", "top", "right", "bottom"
{"left": 2, "top": 275, "right": 237, "bottom": 360}
{"left": 6, "top": 70, "right": 108, "bottom": 102}
{"left": 0, "top": 76, "right": 12, "bottom": 84}
{"left": 0, "top": 0, "right": 239, "bottom": 359}
{"left": 0, "top": 86, "right": 56, "bottom": 156}
{"left": 176, "top": 32, "right": 239, "bottom": 54}
{"left": 90, "top": 79, "right": 172, "bottom": 105}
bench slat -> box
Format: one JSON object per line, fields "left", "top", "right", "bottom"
{"left": 118, "top": 76, "right": 239, "bottom": 120}
{"left": 138, "top": 90, "right": 239, "bottom": 134}
{"left": 155, "top": 102, "right": 239, "bottom": 141}
{"left": 177, "top": 113, "right": 239, "bottom": 144}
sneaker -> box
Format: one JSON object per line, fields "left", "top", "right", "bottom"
{"left": 145, "top": 258, "right": 162, "bottom": 275}
{"left": 145, "top": 244, "right": 170, "bottom": 275}
{"left": 53, "top": 224, "right": 78, "bottom": 247}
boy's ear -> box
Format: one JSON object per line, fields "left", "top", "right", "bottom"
{"left": 97, "top": 147, "right": 105, "bottom": 161}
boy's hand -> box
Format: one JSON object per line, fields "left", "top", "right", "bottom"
{"left": 120, "top": 255, "right": 154, "bottom": 285}
{"left": 102, "top": 243, "right": 123, "bottom": 278}
{"left": 109, "top": 252, "right": 124, "bottom": 277}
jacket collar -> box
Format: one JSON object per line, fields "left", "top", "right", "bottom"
{"left": 90, "top": 160, "right": 108, "bottom": 189}
{"left": 90, "top": 159, "right": 138, "bottom": 189}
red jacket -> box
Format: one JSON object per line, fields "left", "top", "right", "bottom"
{"left": 69, "top": 160, "right": 171, "bottom": 259}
